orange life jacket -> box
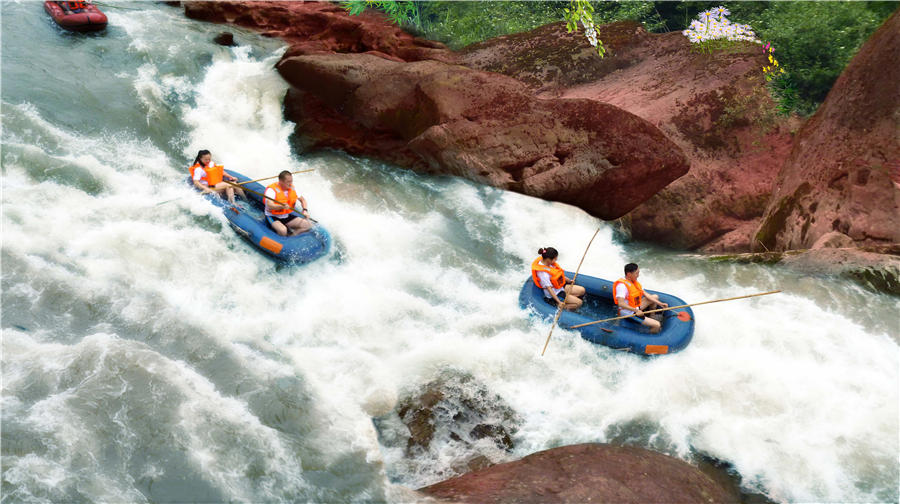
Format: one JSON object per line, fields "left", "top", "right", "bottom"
{"left": 266, "top": 182, "right": 298, "bottom": 216}
{"left": 531, "top": 257, "right": 566, "bottom": 291}
{"left": 189, "top": 162, "right": 224, "bottom": 187}
{"left": 64, "top": 2, "right": 87, "bottom": 10}
{"left": 613, "top": 278, "right": 644, "bottom": 314}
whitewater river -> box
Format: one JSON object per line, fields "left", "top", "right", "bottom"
{"left": 2, "top": 3, "right": 898, "bottom": 502}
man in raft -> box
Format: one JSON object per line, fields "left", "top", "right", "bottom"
{"left": 531, "top": 247, "right": 585, "bottom": 310}
{"left": 614, "top": 263, "right": 668, "bottom": 334}
{"left": 264, "top": 171, "right": 312, "bottom": 236}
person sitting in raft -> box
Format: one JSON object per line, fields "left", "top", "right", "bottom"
{"left": 531, "top": 247, "right": 586, "bottom": 310}
{"left": 613, "top": 263, "right": 669, "bottom": 334}
{"left": 189, "top": 149, "right": 245, "bottom": 204}
{"left": 264, "top": 170, "right": 311, "bottom": 237}
{"left": 57, "top": 1, "right": 86, "bottom": 14}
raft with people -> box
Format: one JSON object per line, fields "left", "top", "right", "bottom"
{"left": 192, "top": 171, "right": 331, "bottom": 265}
{"left": 520, "top": 274, "right": 694, "bottom": 355}
{"left": 43, "top": 1, "right": 108, "bottom": 32}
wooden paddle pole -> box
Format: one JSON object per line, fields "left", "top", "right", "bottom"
{"left": 234, "top": 169, "right": 315, "bottom": 186}
{"left": 222, "top": 180, "right": 317, "bottom": 223}
{"left": 569, "top": 290, "right": 781, "bottom": 329}
{"left": 541, "top": 228, "right": 601, "bottom": 356}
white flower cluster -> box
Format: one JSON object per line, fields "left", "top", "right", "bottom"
{"left": 582, "top": 19, "right": 598, "bottom": 47}
{"left": 682, "top": 6, "right": 761, "bottom": 44}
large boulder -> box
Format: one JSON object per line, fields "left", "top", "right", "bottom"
{"left": 279, "top": 53, "right": 690, "bottom": 220}
{"left": 751, "top": 9, "right": 900, "bottom": 252}
{"left": 183, "top": 1, "right": 456, "bottom": 63}
{"left": 462, "top": 21, "right": 797, "bottom": 251}
{"left": 418, "top": 443, "right": 739, "bottom": 504}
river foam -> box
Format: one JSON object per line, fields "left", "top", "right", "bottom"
{"left": 2, "top": 3, "right": 897, "bottom": 502}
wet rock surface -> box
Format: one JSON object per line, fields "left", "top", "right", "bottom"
{"left": 184, "top": 1, "right": 690, "bottom": 221}
{"left": 462, "top": 20, "right": 796, "bottom": 251}
{"left": 374, "top": 369, "right": 520, "bottom": 479}
{"left": 277, "top": 51, "right": 690, "bottom": 221}
{"left": 702, "top": 244, "right": 900, "bottom": 296}
{"left": 418, "top": 443, "right": 741, "bottom": 504}
{"left": 752, "top": 9, "right": 900, "bottom": 252}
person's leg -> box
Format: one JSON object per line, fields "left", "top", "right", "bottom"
{"left": 213, "top": 182, "right": 235, "bottom": 203}
{"left": 640, "top": 297, "right": 660, "bottom": 320}
{"left": 561, "top": 285, "right": 583, "bottom": 310}
{"left": 287, "top": 217, "right": 312, "bottom": 236}
{"left": 567, "top": 284, "right": 586, "bottom": 298}
{"left": 641, "top": 316, "right": 661, "bottom": 334}
{"left": 565, "top": 296, "right": 583, "bottom": 310}
{"left": 269, "top": 217, "right": 288, "bottom": 237}
{"left": 233, "top": 186, "right": 246, "bottom": 199}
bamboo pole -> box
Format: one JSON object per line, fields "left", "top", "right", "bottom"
{"left": 541, "top": 228, "right": 600, "bottom": 356}
{"left": 569, "top": 290, "right": 781, "bottom": 329}
{"left": 233, "top": 169, "right": 315, "bottom": 186}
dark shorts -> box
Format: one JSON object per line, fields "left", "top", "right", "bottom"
{"left": 266, "top": 214, "right": 300, "bottom": 229}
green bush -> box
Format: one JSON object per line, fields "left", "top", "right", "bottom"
{"left": 749, "top": 2, "right": 889, "bottom": 115}
{"left": 410, "top": 1, "right": 566, "bottom": 49}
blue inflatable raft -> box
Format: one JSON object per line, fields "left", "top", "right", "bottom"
{"left": 520, "top": 273, "right": 694, "bottom": 355}
{"left": 192, "top": 171, "right": 331, "bottom": 265}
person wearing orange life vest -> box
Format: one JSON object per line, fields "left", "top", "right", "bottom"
{"left": 264, "top": 170, "right": 311, "bottom": 236}
{"left": 189, "top": 149, "right": 245, "bottom": 204}
{"left": 57, "top": 1, "right": 86, "bottom": 14}
{"left": 613, "top": 263, "right": 668, "bottom": 334}
{"left": 531, "top": 247, "right": 586, "bottom": 310}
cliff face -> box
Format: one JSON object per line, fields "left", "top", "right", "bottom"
{"left": 277, "top": 53, "right": 690, "bottom": 221}
{"left": 751, "top": 8, "right": 900, "bottom": 252}
{"left": 185, "top": 2, "right": 690, "bottom": 222}
{"left": 461, "top": 21, "right": 797, "bottom": 251}
{"left": 182, "top": 2, "right": 898, "bottom": 255}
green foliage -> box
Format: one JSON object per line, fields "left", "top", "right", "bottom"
{"left": 410, "top": 1, "right": 568, "bottom": 50}
{"left": 347, "top": 1, "right": 897, "bottom": 116}
{"left": 749, "top": 2, "right": 888, "bottom": 115}
{"left": 659, "top": 1, "right": 894, "bottom": 114}
{"left": 591, "top": 1, "right": 668, "bottom": 32}
{"left": 767, "top": 72, "right": 799, "bottom": 117}
{"left": 563, "top": 0, "right": 605, "bottom": 57}
{"left": 342, "top": 1, "right": 418, "bottom": 26}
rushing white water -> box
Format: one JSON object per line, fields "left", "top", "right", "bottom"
{"left": 2, "top": 2, "right": 898, "bottom": 503}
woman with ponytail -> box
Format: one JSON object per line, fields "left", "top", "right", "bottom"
{"left": 530, "top": 247, "right": 585, "bottom": 310}
{"left": 189, "top": 150, "right": 245, "bottom": 204}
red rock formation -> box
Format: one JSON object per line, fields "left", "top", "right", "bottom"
{"left": 418, "top": 443, "right": 739, "bottom": 504}
{"left": 751, "top": 9, "right": 900, "bottom": 252}
{"left": 183, "top": 1, "right": 456, "bottom": 63}
{"left": 279, "top": 52, "right": 689, "bottom": 220}
{"left": 184, "top": 2, "right": 690, "bottom": 221}
{"left": 461, "top": 21, "right": 796, "bottom": 251}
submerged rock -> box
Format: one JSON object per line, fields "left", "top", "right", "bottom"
{"left": 374, "top": 368, "right": 520, "bottom": 477}
{"left": 778, "top": 246, "right": 900, "bottom": 296}
{"left": 702, "top": 244, "right": 900, "bottom": 296}
{"left": 213, "top": 31, "right": 234, "bottom": 46}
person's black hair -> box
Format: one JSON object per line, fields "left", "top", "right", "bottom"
{"left": 278, "top": 170, "right": 292, "bottom": 182}
{"left": 193, "top": 149, "right": 211, "bottom": 167}
{"left": 538, "top": 247, "right": 559, "bottom": 260}
{"left": 625, "top": 263, "right": 639, "bottom": 275}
